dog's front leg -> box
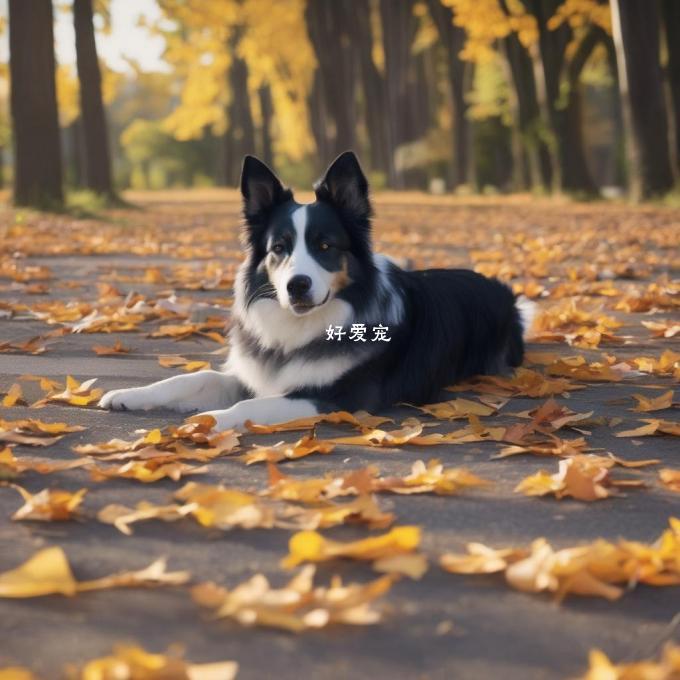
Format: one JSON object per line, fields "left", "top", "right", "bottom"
{"left": 99, "top": 370, "right": 244, "bottom": 413}
{"left": 199, "top": 395, "right": 320, "bottom": 431}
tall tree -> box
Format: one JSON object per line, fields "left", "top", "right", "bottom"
{"left": 610, "top": 0, "right": 674, "bottom": 199}
{"left": 73, "top": 0, "right": 114, "bottom": 197}
{"left": 662, "top": 0, "right": 680, "bottom": 175}
{"left": 8, "top": 0, "right": 63, "bottom": 208}
{"left": 347, "top": 0, "right": 390, "bottom": 176}
{"left": 305, "top": 0, "right": 358, "bottom": 158}
{"left": 522, "top": 0, "right": 597, "bottom": 194}
{"left": 379, "top": 0, "right": 430, "bottom": 188}
{"left": 502, "top": 30, "right": 552, "bottom": 190}
{"left": 426, "top": 0, "right": 472, "bottom": 188}
{"left": 223, "top": 27, "right": 256, "bottom": 185}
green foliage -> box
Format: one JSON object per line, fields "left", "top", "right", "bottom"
{"left": 120, "top": 118, "right": 219, "bottom": 189}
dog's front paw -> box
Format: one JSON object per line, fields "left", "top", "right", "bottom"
{"left": 198, "top": 407, "right": 246, "bottom": 432}
{"left": 99, "top": 387, "right": 153, "bottom": 411}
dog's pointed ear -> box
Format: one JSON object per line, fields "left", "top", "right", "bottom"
{"left": 314, "top": 151, "right": 371, "bottom": 222}
{"left": 241, "top": 155, "right": 291, "bottom": 222}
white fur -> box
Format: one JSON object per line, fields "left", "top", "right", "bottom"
{"left": 201, "top": 396, "right": 318, "bottom": 431}
{"left": 98, "top": 370, "right": 242, "bottom": 412}
{"left": 226, "top": 339, "right": 365, "bottom": 397}
{"left": 235, "top": 295, "right": 354, "bottom": 354}
{"left": 516, "top": 296, "right": 537, "bottom": 339}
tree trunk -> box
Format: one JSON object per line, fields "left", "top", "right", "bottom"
{"left": 8, "top": 0, "right": 63, "bottom": 208}
{"left": 224, "top": 28, "right": 256, "bottom": 186}
{"left": 74, "top": 0, "right": 114, "bottom": 197}
{"left": 611, "top": 0, "right": 674, "bottom": 199}
{"left": 308, "top": 70, "right": 332, "bottom": 173}
{"left": 305, "top": 0, "right": 357, "bottom": 158}
{"left": 502, "top": 31, "right": 552, "bottom": 191}
{"left": 425, "top": 0, "right": 472, "bottom": 188}
{"left": 562, "top": 25, "right": 604, "bottom": 195}
{"left": 523, "top": 0, "right": 597, "bottom": 194}
{"left": 662, "top": 0, "right": 680, "bottom": 175}
{"left": 348, "top": 0, "right": 390, "bottom": 176}
{"left": 379, "top": 0, "right": 427, "bottom": 188}
{"left": 0, "top": 146, "right": 4, "bottom": 189}
{"left": 257, "top": 84, "right": 274, "bottom": 170}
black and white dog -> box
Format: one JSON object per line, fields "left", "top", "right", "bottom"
{"left": 100, "top": 152, "right": 534, "bottom": 430}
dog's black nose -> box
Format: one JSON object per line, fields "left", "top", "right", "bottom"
{"left": 287, "top": 275, "right": 312, "bottom": 298}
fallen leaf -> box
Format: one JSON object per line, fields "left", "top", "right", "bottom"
{"left": 441, "top": 543, "right": 528, "bottom": 574}
{"left": 193, "top": 565, "right": 393, "bottom": 631}
{"left": 69, "top": 644, "right": 238, "bottom": 680}
{"left": 615, "top": 419, "right": 680, "bottom": 437}
{"left": 441, "top": 517, "right": 680, "bottom": 601}
{"left": 631, "top": 390, "right": 675, "bottom": 412}
{"left": 282, "top": 525, "right": 422, "bottom": 570}
{"left": 158, "top": 355, "right": 211, "bottom": 372}
{"left": 414, "top": 398, "right": 497, "bottom": 419}
{"left": 373, "top": 459, "right": 490, "bottom": 495}
{"left": 494, "top": 434, "right": 591, "bottom": 459}
{"left": 0, "top": 547, "right": 188, "bottom": 598}
{"left": 90, "top": 459, "right": 208, "bottom": 483}
{"left": 2, "top": 384, "right": 26, "bottom": 408}
{"left": 32, "top": 376, "right": 103, "bottom": 408}
{"left": 449, "top": 367, "right": 583, "bottom": 398}
{"left": 514, "top": 456, "right": 634, "bottom": 501}
{"left": 99, "top": 484, "right": 393, "bottom": 535}
{"left": 243, "top": 435, "right": 335, "bottom": 465}
{"left": 0, "top": 447, "right": 91, "bottom": 479}
{"left": 576, "top": 644, "right": 680, "bottom": 680}
{"left": 91, "top": 340, "right": 131, "bottom": 355}
{"left": 641, "top": 319, "right": 680, "bottom": 339}
{"left": 10, "top": 485, "right": 87, "bottom": 521}
{"left": 659, "top": 469, "right": 680, "bottom": 493}
{"left": 244, "top": 410, "right": 393, "bottom": 434}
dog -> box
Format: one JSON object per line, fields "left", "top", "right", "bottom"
{"left": 100, "top": 151, "right": 534, "bottom": 430}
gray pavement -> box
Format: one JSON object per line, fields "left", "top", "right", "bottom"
{"left": 0, "top": 194, "right": 678, "bottom": 679}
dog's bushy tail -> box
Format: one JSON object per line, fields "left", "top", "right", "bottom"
{"left": 516, "top": 296, "right": 537, "bottom": 340}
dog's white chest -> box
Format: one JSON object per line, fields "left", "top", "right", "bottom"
{"left": 226, "top": 342, "right": 359, "bottom": 397}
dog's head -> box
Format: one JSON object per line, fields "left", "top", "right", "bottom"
{"left": 240, "top": 151, "right": 372, "bottom": 316}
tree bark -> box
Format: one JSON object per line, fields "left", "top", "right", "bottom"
{"left": 348, "top": 0, "right": 390, "bottom": 176}
{"left": 74, "top": 0, "right": 114, "bottom": 197}
{"left": 662, "top": 0, "right": 680, "bottom": 174}
{"left": 308, "top": 70, "right": 332, "bottom": 173}
{"left": 8, "top": 0, "right": 63, "bottom": 208}
{"left": 379, "top": 0, "right": 428, "bottom": 188}
{"left": 425, "top": 0, "right": 472, "bottom": 188}
{"left": 611, "top": 0, "right": 674, "bottom": 199}
{"left": 305, "top": 0, "right": 357, "bottom": 158}
{"left": 257, "top": 84, "right": 274, "bottom": 170}
{"left": 224, "top": 28, "right": 256, "bottom": 186}
{"left": 502, "top": 31, "right": 552, "bottom": 191}
{"left": 523, "top": 0, "right": 598, "bottom": 194}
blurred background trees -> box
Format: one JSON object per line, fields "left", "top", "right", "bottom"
{"left": 1, "top": 0, "right": 679, "bottom": 208}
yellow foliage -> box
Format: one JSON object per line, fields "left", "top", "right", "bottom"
{"left": 547, "top": 0, "right": 611, "bottom": 33}
{"left": 158, "top": 0, "right": 316, "bottom": 161}
{"left": 442, "top": 0, "right": 538, "bottom": 63}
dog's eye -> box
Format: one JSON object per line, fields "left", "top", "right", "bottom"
{"left": 271, "top": 243, "right": 285, "bottom": 255}
{"left": 319, "top": 242, "right": 330, "bottom": 251}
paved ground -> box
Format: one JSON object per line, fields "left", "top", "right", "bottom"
{"left": 0, "top": 191, "right": 678, "bottom": 679}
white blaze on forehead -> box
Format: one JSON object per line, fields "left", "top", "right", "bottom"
{"left": 289, "top": 205, "right": 315, "bottom": 275}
